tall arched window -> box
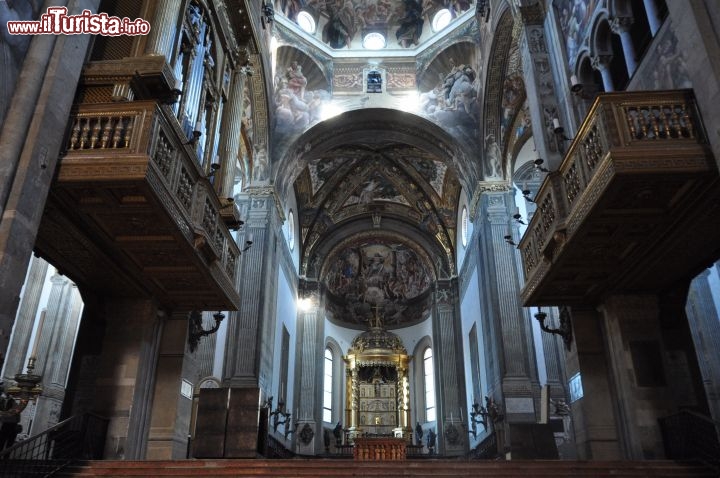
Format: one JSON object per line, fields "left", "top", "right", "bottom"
{"left": 423, "top": 347, "right": 436, "bottom": 422}
{"left": 323, "top": 347, "right": 333, "bottom": 422}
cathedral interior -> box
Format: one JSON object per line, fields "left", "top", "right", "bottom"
{"left": 1, "top": 0, "right": 720, "bottom": 471}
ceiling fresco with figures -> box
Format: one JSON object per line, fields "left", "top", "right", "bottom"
{"left": 276, "top": 0, "right": 474, "bottom": 50}
{"left": 261, "top": 7, "right": 527, "bottom": 329}
{"left": 294, "top": 140, "right": 460, "bottom": 328}
{"left": 322, "top": 237, "right": 434, "bottom": 328}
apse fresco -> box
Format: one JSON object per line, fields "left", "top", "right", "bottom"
{"left": 323, "top": 239, "right": 433, "bottom": 327}
{"left": 277, "top": 0, "right": 473, "bottom": 49}
{"left": 554, "top": 0, "right": 603, "bottom": 67}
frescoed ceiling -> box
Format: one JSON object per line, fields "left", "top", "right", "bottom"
{"left": 276, "top": 0, "right": 474, "bottom": 51}
{"left": 294, "top": 139, "right": 460, "bottom": 328}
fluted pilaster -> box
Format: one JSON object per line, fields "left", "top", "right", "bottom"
{"left": 145, "top": 0, "right": 183, "bottom": 59}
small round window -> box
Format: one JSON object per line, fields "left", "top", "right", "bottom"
{"left": 297, "top": 11, "right": 316, "bottom": 34}
{"left": 461, "top": 206, "right": 468, "bottom": 247}
{"left": 288, "top": 210, "right": 295, "bottom": 251}
{"left": 432, "top": 9, "right": 452, "bottom": 32}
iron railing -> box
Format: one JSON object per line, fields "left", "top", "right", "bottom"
{"left": 0, "top": 413, "right": 108, "bottom": 477}
{"left": 659, "top": 409, "right": 720, "bottom": 470}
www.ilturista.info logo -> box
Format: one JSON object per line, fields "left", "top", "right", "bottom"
{"left": 6, "top": 7, "right": 151, "bottom": 36}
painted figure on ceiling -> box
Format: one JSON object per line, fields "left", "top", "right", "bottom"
{"left": 395, "top": 0, "right": 424, "bottom": 48}
{"left": 323, "top": 0, "right": 356, "bottom": 49}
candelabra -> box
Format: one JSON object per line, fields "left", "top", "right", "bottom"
{"left": 268, "top": 396, "right": 295, "bottom": 439}
{"left": 188, "top": 311, "right": 225, "bottom": 352}
{"left": 467, "top": 396, "right": 503, "bottom": 438}
{"left": 534, "top": 307, "right": 573, "bottom": 348}
{"left": 1, "top": 358, "right": 42, "bottom": 420}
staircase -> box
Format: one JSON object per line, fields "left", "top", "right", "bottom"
{"left": 57, "top": 459, "right": 718, "bottom": 477}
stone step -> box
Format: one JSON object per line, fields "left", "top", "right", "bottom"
{"left": 55, "top": 459, "right": 718, "bottom": 478}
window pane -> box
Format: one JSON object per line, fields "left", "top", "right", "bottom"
{"left": 423, "top": 347, "right": 436, "bottom": 421}
{"left": 323, "top": 347, "right": 333, "bottom": 422}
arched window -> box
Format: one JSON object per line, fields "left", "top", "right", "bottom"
{"left": 323, "top": 347, "right": 333, "bottom": 422}
{"left": 423, "top": 347, "right": 436, "bottom": 422}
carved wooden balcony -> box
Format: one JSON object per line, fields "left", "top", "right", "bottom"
{"left": 36, "top": 100, "right": 241, "bottom": 311}
{"left": 520, "top": 90, "right": 720, "bottom": 306}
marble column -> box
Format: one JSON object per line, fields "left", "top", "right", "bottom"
{"left": 31, "top": 282, "right": 83, "bottom": 435}
{"left": 431, "top": 278, "right": 467, "bottom": 456}
{"left": 144, "top": 0, "right": 183, "bottom": 59}
{"left": 685, "top": 269, "right": 720, "bottom": 424}
{"left": 294, "top": 284, "right": 323, "bottom": 455}
{"left": 599, "top": 290, "right": 707, "bottom": 459}
{"left": 610, "top": 17, "right": 638, "bottom": 77}
{"left": 0, "top": 0, "right": 100, "bottom": 373}
{"left": 565, "top": 307, "right": 621, "bottom": 459}
{"left": 2, "top": 256, "right": 48, "bottom": 381}
{"left": 222, "top": 192, "right": 279, "bottom": 390}
{"left": 591, "top": 55, "right": 615, "bottom": 92}
{"left": 643, "top": 0, "right": 662, "bottom": 36}
{"left": 519, "top": 4, "right": 564, "bottom": 171}
{"left": 478, "top": 185, "right": 540, "bottom": 454}
{"left": 218, "top": 67, "right": 248, "bottom": 199}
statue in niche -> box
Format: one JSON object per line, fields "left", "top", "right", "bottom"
{"left": 483, "top": 133, "right": 503, "bottom": 180}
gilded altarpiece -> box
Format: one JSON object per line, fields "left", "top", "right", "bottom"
{"left": 344, "top": 325, "right": 412, "bottom": 441}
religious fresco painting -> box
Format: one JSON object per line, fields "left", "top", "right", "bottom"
{"left": 634, "top": 27, "right": 692, "bottom": 90}
{"left": 406, "top": 156, "right": 447, "bottom": 197}
{"left": 343, "top": 172, "right": 411, "bottom": 207}
{"left": 554, "top": 0, "right": 604, "bottom": 67}
{"left": 276, "top": 0, "right": 473, "bottom": 49}
{"left": 273, "top": 61, "right": 331, "bottom": 137}
{"left": 418, "top": 58, "right": 479, "bottom": 138}
{"left": 323, "top": 239, "right": 433, "bottom": 327}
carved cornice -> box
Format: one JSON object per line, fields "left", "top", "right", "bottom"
{"left": 518, "top": 2, "right": 545, "bottom": 25}
{"left": 469, "top": 180, "right": 511, "bottom": 218}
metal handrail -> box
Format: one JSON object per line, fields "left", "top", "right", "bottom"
{"left": 0, "top": 412, "right": 108, "bottom": 477}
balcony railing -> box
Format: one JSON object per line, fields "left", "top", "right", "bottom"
{"left": 59, "top": 100, "right": 240, "bottom": 308}
{"left": 519, "top": 90, "right": 714, "bottom": 305}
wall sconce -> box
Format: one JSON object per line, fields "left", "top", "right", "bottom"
{"left": 521, "top": 183, "right": 536, "bottom": 204}
{"left": 468, "top": 396, "right": 503, "bottom": 438}
{"left": 267, "top": 396, "right": 295, "bottom": 439}
{"left": 188, "top": 310, "right": 225, "bottom": 352}
{"left": 570, "top": 75, "right": 601, "bottom": 99}
{"left": 534, "top": 307, "right": 573, "bottom": 349}
{"left": 242, "top": 233, "right": 253, "bottom": 252}
{"left": 512, "top": 208, "right": 526, "bottom": 225}
{"left": 207, "top": 162, "right": 221, "bottom": 179}
{"left": 552, "top": 118, "right": 573, "bottom": 142}
{"left": 185, "top": 123, "right": 202, "bottom": 145}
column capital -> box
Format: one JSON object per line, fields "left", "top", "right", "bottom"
{"left": 469, "top": 181, "right": 512, "bottom": 219}
{"left": 609, "top": 16, "right": 634, "bottom": 34}
{"left": 590, "top": 55, "right": 613, "bottom": 71}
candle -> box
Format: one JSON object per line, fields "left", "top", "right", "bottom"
{"left": 195, "top": 119, "right": 202, "bottom": 131}
{"left": 534, "top": 148, "right": 541, "bottom": 160}
{"left": 514, "top": 206, "right": 520, "bottom": 217}
{"left": 552, "top": 118, "right": 561, "bottom": 131}
{"left": 247, "top": 233, "right": 254, "bottom": 243}
{"left": 570, "top": 74, "right": 579, "bottom": 87}
{"left": 450, "top": 412, "right": 453, "bottom": 421}
{"left": 30, "top": 310, "right": 47, "bottom": 358}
